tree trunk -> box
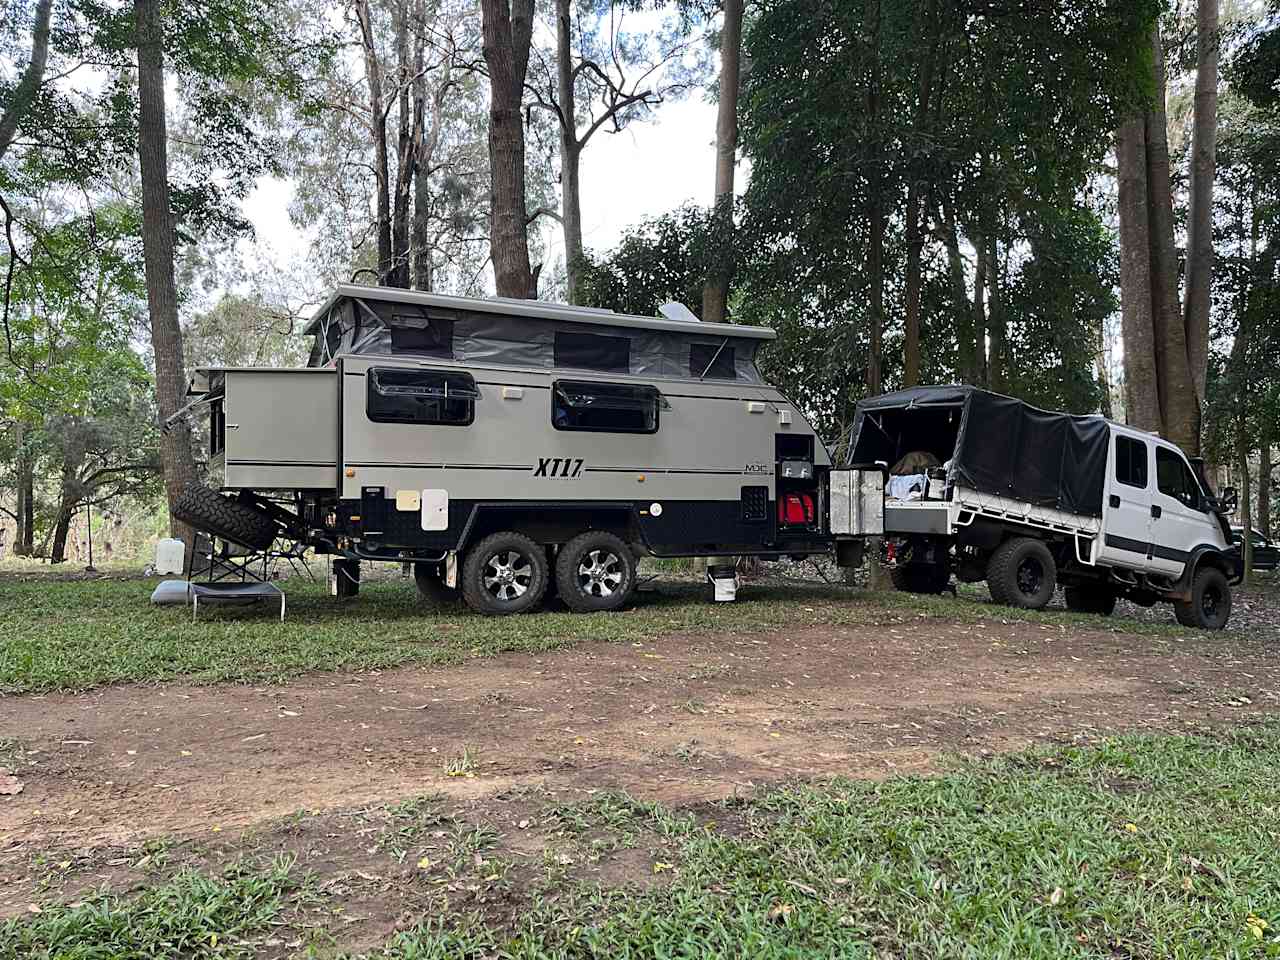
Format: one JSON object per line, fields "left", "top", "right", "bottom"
{"left": 1184, "top": 0, "right": 1219, "bottom": 410}
{"left": 700, "top": 0, "right": 744, "bottom": 324}
{"left": 135, "top": 0, "right": 197, "bottom": 543}
{"left": 390, "top": 0, "right": 415, "bottom": 288}
{"left": 863, "top": 0, "right": 884, "bottom": 397}
{"left": 1238, "top": 427, "right": 1253, "bottom": 584}
{"left": 1259, "top": 425, "right": 1272, "bottom": 540}
{"left": 1145, "top": 23, "right": 1199, "bottom": 452}
{"left": 986, "top": 234, "right": 1006, "bottom": 392}
{"left": 939, "top": 198, "right": 977, "bottom": 384}
{"left": 481, "top": 0, "right": 536, "bottom": 298}
{"left": 49, "top": 459, "right": 79, "bottom": 565}
{"left": 1115, "top": 117, "right": 1162, "bottom": 433}
{"left": 902, "top": 33, "right": 938, "bottom": 386}
{"left": 13, "top": 420, "right": 35, "bottom": 557}
{"left": 0, "top": 0, "right": 53, "bottom": 161}
{"left": 972, "top": 228, "right": 988, "bottom": 386}
{"left": 356, "top": 0, "right": 392, "bottom": 284}
{"left": 412, "top": 0, "right": 444, "bottom": 293}
{"left": 556, "top": 0, "right": 585, "bottom": 303}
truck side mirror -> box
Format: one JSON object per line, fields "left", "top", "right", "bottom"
{"left": 1219, "top": 486, "right": 1239, "bottom": 515}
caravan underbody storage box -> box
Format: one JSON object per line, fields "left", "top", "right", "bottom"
{"left": 829, "top": 468, "right": 885, "bottom": 536}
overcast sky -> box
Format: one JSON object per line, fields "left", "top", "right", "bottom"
{"left": 242, "top": 96, "right": 732, "bottom": 300}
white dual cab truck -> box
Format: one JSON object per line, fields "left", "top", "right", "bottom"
{"left": 848, "top": 386, "right": 1242, "bottom": 630}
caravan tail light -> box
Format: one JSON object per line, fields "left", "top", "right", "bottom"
{"left": 777, "top": 492, "right": 816, "bottom": 527}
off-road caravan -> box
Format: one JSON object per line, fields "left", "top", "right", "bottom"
{"left": 172, "top": 285, "right": 855, "bottom": 614}
{"left": 845, "top": 386, "right": 1242, "bottom": 629}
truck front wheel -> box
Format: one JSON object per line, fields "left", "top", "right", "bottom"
{"left": 1173, "top": 566, "right": 1231, "bottom": 630}
{"left": 987, "top": 538, "right": 1057, "bottom": 610}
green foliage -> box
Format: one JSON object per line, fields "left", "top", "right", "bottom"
{"left": 577, "top": 204, "right": 726, "bottom": 318}
{"left": 735, "top": 0, "right": 1158, "bottom": 426}
{"left": 0, "top": 859, "right": 298, "bottom": 960}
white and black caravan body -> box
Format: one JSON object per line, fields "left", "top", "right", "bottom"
{"left": 844, "top": 386, "right": 1243, "bottom": 629}
{"left": 174, "top": 285, "right": 845, "bottom": 614}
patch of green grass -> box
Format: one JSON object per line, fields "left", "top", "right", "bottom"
{"left": 364, "top": 726, "right": 1280, "bottom": 959}
{"left": 0, "top": 573, "right": 1214, "bottom": 693}
{"left": 0, "top": 858, "right": 299, "bottom": 960}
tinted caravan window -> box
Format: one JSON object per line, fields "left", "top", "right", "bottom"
{"left": 367, "top": 367, "right": 477, "bottom": 425}
{"left": 389, "top": 314, "right": 454, "bottom": 357}
{"left": 554, "top": 331, "right": 630, "bottom": 373}
{"left": 1115, "top": 435, "right": 1148, "bottom": 488}
{"left": 690, "top": 342, "right": 737, "bottom": 379}
{"left": 552, "top": 380, "right": 659, "bottom": 434}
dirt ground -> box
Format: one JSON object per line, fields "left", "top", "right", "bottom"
{"left": 5, "top": 616, "right": 1279, "bottom": 847}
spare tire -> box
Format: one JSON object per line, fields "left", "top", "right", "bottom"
{"left": 172, "top": 484, "right": 278, "bottom": 550}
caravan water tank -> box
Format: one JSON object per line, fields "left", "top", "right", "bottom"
{"left": 155, "top": 538, "right": 186, "bottom": 575}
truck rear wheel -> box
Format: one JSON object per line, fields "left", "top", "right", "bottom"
{"left": 987, "top": 537, "right": 1056, "bottom": 610}
{"left": 1173, "top": 566, "right": 1231, "bottom": 630}
{"left": 461, "top": 532, "right": 549, "bottom": 615}
{"left": 890, "top": 562, "right": 950, "bottom": 595}
{"left": 555, "top": 531, "right": 637, "bottom": 613}
{"left": 414, "top": 561, "right": 458, "bottom": 606}
{"left": 1064, "top": 585, "right": 1117, "bottom": 616}
{"left": 172, "top": 484, "right": 278, "bottom": 551}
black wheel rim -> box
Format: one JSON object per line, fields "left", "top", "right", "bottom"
{"left": 1016, "top": 558, "right": 1043, "bottom": 597}
{"left": 1202, "top": 585, "right": 1221, "bottom": 619}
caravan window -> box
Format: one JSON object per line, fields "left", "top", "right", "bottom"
{"left": 554, "top": 331, "right": 630, "bottom": 373}
{"left": 367, "top": 367, "right": 477, "bottom": 426}
{"left": 690, "top": 342, "right": 737, "bottom": 379}
{"left": 552, "top": 380, "right": 659, "bottom": 434}
{"left": 390, "top": 314, "right": 454, "bottom": 358}
{"left": 1115, "top": 436, "right": 1148, "bottom": 489}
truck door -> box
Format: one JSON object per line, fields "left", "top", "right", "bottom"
{"left": 1098, "top": 432, "right": 1153, "bottom": 572}
{"left": 1148, "top": 444, "right": 1210, "bottom": 578}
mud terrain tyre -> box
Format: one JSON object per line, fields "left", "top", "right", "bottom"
{"left": 555, "top": 531, "right": 638, "bottom": 613}
{"left": 986, "top": 537, "right": 1056, "bottom": 610}
{"left": 1174, "top": 566, "right": 1231, "bottom": 630}
{"left": 889, "top": 561, "right": 950, "bottom": 595}
{"left": 461, "top": 532, "right": 548, "bottom": 615}
{"left": 1064, "top": 585, "right": 1117, "bottom": 616}
{"left": 414, "top": 561, "right": 459, "bottom": 605}
{"left": 172, "top": 484, "right": 277, "bottom": 550}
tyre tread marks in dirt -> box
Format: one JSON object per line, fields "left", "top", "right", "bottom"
{"left": 461, "top": 531, "right": 548, "bottom": 615}
{"left": 555, "top": 531, "right": 638, "bottom": 613}
{"left": 1064, "top": 585, "right": 1117, "bottom": 616}
{"left": 172, "top": 484, "right": 278, "bottom": 550}
{"left": 986, "top": 537, "right": 1057, "bottom": 610}
{"left": 1174, "top": 565, "right": 1232, "bottom": 630}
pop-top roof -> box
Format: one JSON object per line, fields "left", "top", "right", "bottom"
{"left": 303, "top": 284, "right": 776, "bottom": 341}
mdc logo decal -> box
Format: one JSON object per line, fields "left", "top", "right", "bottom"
{"left": 744, "top": 462, "right": 771, "bottom": 474}
{"left": 534, "top": 457, "right": 585, "bottom": 478}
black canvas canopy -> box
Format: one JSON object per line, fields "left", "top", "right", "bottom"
{"left": 303, "top": 285, "right": 773, "bottom": 384}
{"left": 847, "top": 386, "right": 1110, "bottom": 517}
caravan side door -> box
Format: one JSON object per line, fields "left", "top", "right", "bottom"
{"left": 1098, "top": 431, "right": 1153, "bottom": 572}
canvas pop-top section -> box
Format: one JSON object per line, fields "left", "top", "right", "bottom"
{"left": 303, "top": 285, "right": 775, "bottom": 384}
